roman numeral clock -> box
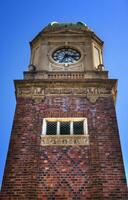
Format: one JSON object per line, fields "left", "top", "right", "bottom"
{"left": 1, "top": 22, "right": 128, "bottom": 199}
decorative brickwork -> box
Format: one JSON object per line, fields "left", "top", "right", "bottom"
{"left": 1, "top": 89, "right": 128, "bottom": 199}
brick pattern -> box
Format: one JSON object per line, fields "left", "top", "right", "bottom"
{"left": 1, "top": 95, "right": 128, "bottom": 199}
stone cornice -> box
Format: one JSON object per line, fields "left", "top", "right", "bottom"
{"left": 14, "top": 78, "right": 117, "bottom": 86}
{"left": 14, "top": 79, "right": 117, "bottom": 104}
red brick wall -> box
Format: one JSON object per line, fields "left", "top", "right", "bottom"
{"left": 1, "top": 96, "right": 128, "bottom": 199}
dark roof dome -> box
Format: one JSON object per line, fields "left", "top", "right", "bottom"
{"left": 43, "top": 21, "right": 93, "bottom": 32}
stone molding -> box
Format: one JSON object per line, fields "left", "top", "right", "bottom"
{"left": 15, "top": 81, "right": 116, "bottom": 103}
{"left": 41, "top": 135, "right": 89, "bottom": 146}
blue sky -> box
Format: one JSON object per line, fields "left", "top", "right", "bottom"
{"left": 0, "top": 0, "right": 128, "bottom": 187}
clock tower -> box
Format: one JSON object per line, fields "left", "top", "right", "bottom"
{"left": 1, "top": 22, "right": 128, "bottom": 199}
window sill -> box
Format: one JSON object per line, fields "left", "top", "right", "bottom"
{"left": 40, "top": 134, "right": 89, "bottom": 146}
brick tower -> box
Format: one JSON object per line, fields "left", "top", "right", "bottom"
{"left": 1, "top": 22, "right": 128, "bottom": 199}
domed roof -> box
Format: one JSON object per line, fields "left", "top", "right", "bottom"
{"left": 43, "top": 21, "right": 93, "bottom": 32}
{"left": 30, "top": 22, "right": 103, "bottom": 45}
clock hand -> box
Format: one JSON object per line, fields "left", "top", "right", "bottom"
{"left": 58, "top": 53, "right": 65, "bottom": 62}
{"left": 61, "top": 53, "right": 67, "bottom": 62}
{"left": 71, "top": 54, "right": 78, "bottom": 58}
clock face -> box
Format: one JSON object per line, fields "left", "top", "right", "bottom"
{"left": 52, "top": 48, "right": 81, "bottom": 64}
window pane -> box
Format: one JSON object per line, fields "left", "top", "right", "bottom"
{"left": 46, "top": 122, "right": 57, "bottom": 135}
{"left": 60, "top": 122, "right": 70, "bottom": 135}
{"left": 94, "top": 46, "right": 100, "bottom": 68}
{"left": 73, "top": 121, "right": 84, "bottom": 135}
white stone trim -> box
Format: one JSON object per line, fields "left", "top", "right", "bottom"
{"left": 70, "top": 121, "right": 73, "bottom": 135}
{"left": 57, "top": 121, "right": 60, "bottom": 135}
{"left": 42, "top": 118, "right": 47, "bottom": 135}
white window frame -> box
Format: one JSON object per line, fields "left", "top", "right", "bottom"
{"left": 42, "top": 118, "right": 88, "bottom": 136}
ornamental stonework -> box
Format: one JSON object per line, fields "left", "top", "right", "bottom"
{"left": 41, "top": 135, "right": 89, "bottom": 146}
{"left": 16, "top": 85, "right": 112, "bottom": 103}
